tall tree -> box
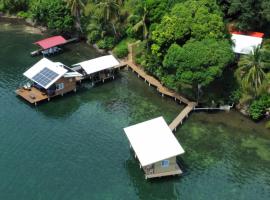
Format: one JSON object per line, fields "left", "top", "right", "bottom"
{"left": 132, "top": 3, "right": 148, "bottom": 40}
{"left": 66, "top": 0, "right": 85, "bottom": 33}
{"left": 96, "top": 0, "right": 120, "bottom": 36}
{"left": 236, "top": 46, "right": 270, "bottom": 96}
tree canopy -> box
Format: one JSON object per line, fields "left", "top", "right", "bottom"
{"left": 163, "top": 39, "right": 234, "bottom": 87}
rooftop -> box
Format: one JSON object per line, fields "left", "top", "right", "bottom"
{"left": 231, "top": 31, "right": 264, "bottom": 54}
{"left": 124, "top": 117, "right": 185, "bottom": 167}
{"left": 23, "top": 58, "right": 68, "bottom": 89}
{"left": 34, "top": 36, "right": 67, "bottom": 50}
{"left": 73, "top": 55, "right": 120, "bottom": 75}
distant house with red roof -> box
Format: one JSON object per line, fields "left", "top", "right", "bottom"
{"left": 231, "top": 31, "right": 264, "bottom": 54}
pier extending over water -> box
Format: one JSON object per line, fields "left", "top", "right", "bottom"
{"left": 118, "top": 58, "right": 197, "bottom": 132}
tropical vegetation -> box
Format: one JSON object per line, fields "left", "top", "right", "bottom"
{"left": 0, "top": 0, "right": 269, "bottom": 124}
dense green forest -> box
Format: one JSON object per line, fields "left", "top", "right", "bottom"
{"left": 0, "top": 0, "right": 269, "bottom": 125}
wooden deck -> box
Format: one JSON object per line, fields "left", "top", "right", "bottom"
{"left": 169, "top": 102, "right": 197, "bottom": 131}
{"left": 16, "top": 87, "right": 49, "bottom": 105}
{"left": 144, "top": 164, "right": 182, "bottom": 179}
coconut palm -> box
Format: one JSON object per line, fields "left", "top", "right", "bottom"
{"left": 66, "top": 0, "right": 85, "bottom": 33}
{"left": 236, "top": 46, "right": 270, "bottom": 96}
{"left": 132, "top": 4, "right": 148, "bottom": 40}
{"left": 96, "top": 0, "right": 120, "bottom": 36}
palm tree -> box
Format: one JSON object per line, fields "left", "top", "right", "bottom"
{"left": 236, "top": 46, "right": 270, "bottom": 96}
{"left": 96, "top": 0, "right": 120, "bottom": 36}
{"left": 66, "top": 0, "right": 85, "bottom": 33}
{"left": 132, "top": 4, "right": 148, "bottom": 40}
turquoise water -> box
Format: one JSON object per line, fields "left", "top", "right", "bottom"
{"left": 0, "top": 22, "right": 269, "bottom": 200}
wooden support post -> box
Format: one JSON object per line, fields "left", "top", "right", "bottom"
{"left": 61, "top": 93, "right": 64, "bottom": 96}
{"left": 34, "top": 102, "right": 37, "bottom": 106}
{"left": 138, "top": 74, "right": 140, "bottom": 78}
{"left": 162, "top": 93, "right": 164, "bottom": 97}
{"left": 175, "top": 98, "right": 177, "bottom": 101}
{"left": 149, "top": 83, "right": 151, "bottom": 86}
{"left": 48, "top": 97, "right": 50, "bottom": 101}
{"left": 74, "top": 88, "right": 77, "bottom": 92}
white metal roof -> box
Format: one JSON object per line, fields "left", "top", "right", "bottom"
{"left": 124, "top": 117, "right": 185, "bottom": 167}
{"left": 231, "top": 34, "right": 263, "bottom": 54}
{"left": 72, "top": 55, "right": 120, "bottom": 75}
{"left": 23, "top": 58, "right": 68, "bottom": 89}
{"left": 64, "top": 72, "right": 83, "bottom": 78}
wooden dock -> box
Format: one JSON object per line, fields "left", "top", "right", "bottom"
{"left": 120, "top": 61, "right": 191, "bottom": 104}
{"left": 118, "top": 60, "right": 197, "bottom": 132}
{"left": 169, "top": 102, "right": 197, "bottom": 131}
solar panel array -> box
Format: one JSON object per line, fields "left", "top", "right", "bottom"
{"left": 32, "top": 67, "right": 59, "bottom": 88}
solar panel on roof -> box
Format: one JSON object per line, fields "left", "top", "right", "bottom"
{"left": 32, "top": 67, "right": 59, "bottom": 88}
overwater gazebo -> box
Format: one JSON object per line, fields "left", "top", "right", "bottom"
{"left": 124, "top": 116, "right": 185, "bottom": 179}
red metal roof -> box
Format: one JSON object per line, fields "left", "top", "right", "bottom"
{"left": 230, "top": 31, "right": 264, "bottom": 38}
{"left": 34, "top": 36, "right": 67, "bottom": 49}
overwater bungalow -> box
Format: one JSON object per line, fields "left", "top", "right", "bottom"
{"left": 16, "top": 58, "right": 82, "bottom": 105}
{"left": 30, "top": 36, "right": 78, "bottom": 56}
{"left": 231, "top": 31, "right": 264, "bottom": 54}
{"left": 72, "top": 55, "right": 120, "bottom": 84}
{"left": 124, "top": 117, "right": 185, "bottom": 179}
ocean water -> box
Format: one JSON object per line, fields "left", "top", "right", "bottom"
{"left": 0, "top": 22, "right": 269, "bottom": 200}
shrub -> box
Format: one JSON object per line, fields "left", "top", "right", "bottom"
{"left": 30, "top": 0, "right": 73, "bottom": 33}
{"left": 2, "top": 0, "right": 28, "bottom": 13}
{"left": 17, "top": 11, "right": 31, "bottom": 18}
{"left": 96, "top": 37, "right": 115, "bottom": 50}
{"left": 113, "top": 42, "right": 128, "bottom": 58}
{"left": 87, "top": 30, "right": 100, "bottom": 43}
{"left": 266, "top": 121, "right": 270, "bottom": 129}
{"left": 249, "top": 95, "right": 270, "bottom": 120}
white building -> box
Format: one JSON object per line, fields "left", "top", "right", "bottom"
{"left": 231, "top": 31, "right": 264, "bottom": 54}
{"left": 72, "top": 55, "right": 120, "bottom": 83}
{"left": 124, "top": 117, "right": 185, "bottom": 179}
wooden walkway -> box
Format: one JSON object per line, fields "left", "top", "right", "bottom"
{"left": 118, "top": 60, "right": 197, "bottom": 131}
{"left": 169, "top": 102, "right": 197, "bottom": 131}
{"left": 121, "top": 61, "right": 191, "bottom": 104}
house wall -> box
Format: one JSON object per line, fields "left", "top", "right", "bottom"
{"left": 153, "top": 157, "right": 177, "bottom": 174}
{"left": 53, "top": 77, "right": 76, "bottom": 96}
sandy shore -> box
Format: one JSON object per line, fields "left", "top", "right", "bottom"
{"left": 0, "top": 15, "right": 45, "bottom": 34}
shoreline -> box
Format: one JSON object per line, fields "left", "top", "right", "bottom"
{"left": 0, "top": 15, "right": 46, "bottom": 34}
{"left": 1, "top": 17, "right": 268, "bottom": 127}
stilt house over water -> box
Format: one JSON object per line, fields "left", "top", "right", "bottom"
{"left": 16, "top": 58, "right": 82, "bottom": 105}
{"left": 72, "top": 55, "right": 120, "bottom": 84}
{"left": 124, "top": 117, "right": 185, "bottom": 179}
{"left": 31, "top": 36, "right": 67, "bottom": 56}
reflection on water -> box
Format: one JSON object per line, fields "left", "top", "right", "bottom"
{"left": 0, "top": 22, "right": 269, "bottom": 200}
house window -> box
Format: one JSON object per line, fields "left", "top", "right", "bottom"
{"left": 161, "top": 160, "right": 169, "bottom": 168}
{"left": 56, "top": 83, "right": 64, "bottom": 90}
